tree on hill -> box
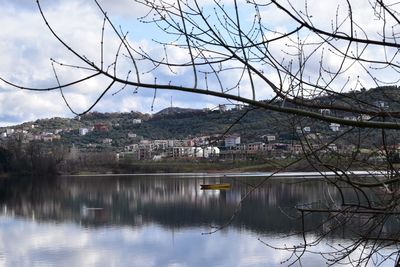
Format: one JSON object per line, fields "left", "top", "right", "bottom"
{"left": 2, "top": 0, "right": 400, "bottom": 265}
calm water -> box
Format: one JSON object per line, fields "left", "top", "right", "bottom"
{"left": 0, "top": 174, "right": 397, "bottom": 266}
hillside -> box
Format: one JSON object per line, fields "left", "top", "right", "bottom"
{"left": 60, "top": 108, "right": 294, "bottom": 148}
{"left": 1, "top": 86, "right": 399, "bottom": 150}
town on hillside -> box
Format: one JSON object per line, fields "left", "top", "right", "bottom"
{"left": 0, "top": 98, "right": 395, "bottom": 167}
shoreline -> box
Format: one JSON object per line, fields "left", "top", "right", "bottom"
{"left": 61, "top": 170, "right": 389, "bottom": 179}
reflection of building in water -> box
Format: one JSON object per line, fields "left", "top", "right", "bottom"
{"left": 0, "top": 176, "right": 390, "bottom": 238}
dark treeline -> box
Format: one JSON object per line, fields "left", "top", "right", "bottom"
{"left": 0, "top": 140, "right": 61, "bottom": 176}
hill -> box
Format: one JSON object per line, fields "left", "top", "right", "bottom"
{"left": 1, "top": 86, "right": 399, "bottom": 150}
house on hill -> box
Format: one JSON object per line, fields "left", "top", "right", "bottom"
{"left": 94, "top": 123, "right": 108, "bottom": 132}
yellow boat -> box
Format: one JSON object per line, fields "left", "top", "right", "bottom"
{"left": 200, "top": 183, "right": 231, "bottom": 190}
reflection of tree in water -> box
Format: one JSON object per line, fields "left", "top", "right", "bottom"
{"left": 0, "top": 176, "right": 63, "bottom": 220}
{"left": 1, "top": 175, "right": 399, "bottom": 265}
{"left": 0, "top": 175, "right": 390, "bottom": 239}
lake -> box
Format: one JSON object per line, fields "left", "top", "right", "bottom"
{"left": 0, "top": 174, "right": 397, "bottom": 266}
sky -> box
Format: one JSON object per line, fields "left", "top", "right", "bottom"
{"left": 0, "top": 0, "right": 399, "bottom": 126}
{"left": 0, "top": 0, "right": 224, "bottom": 126}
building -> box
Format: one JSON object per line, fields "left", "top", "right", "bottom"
{"left": 266, "top": 135, "right": 276, "bottom": 142}
{"left": 358, "top": 114, "right": 371, "bottom": 121}
{"left": 94, "top": 124, "right": 108, "bottom": 132}
{"left": 320, "top": 109, "right": 331, "bottom": 115}
{"left": 328, "top": 144, "right": 338, "bottom": 151}
{"left": 329, "top": 123, "right": 340, "bottom": 132}
{"left": 102, "top": 138, "right": 113, "bottom": 145}
{"left": 79, "top": 128, "right": 89, "bottom": 136}
{"left": 225, "top": 135, "right": 241, "bottom": 148}
{"left": 374, "top": 101, "right": 388, "bottom": 109}
{"left": 133, "top": 119, "right": 142, "bottom": 124}
{"left": 42, "top": 133, "right": 56, "bottom": 142}
{"left": 168, "top": 147, "right": 203, "bottom": 158}
{"left": 125, "top": 144, "right": 138, "bottom": 152}
{"left": 247, "top": 142, "right": 266, "bottom": 152}
{"left": 203, "top": 146, "right": 220, "bottom": 158}
{"left": 343, "top": 116, "right": 357, "bottom": 121}
{"left": 291, "top": 144, "right": 304, "bottom": 154}
{"left": 127, "top": 133, "right": 137, "bottom": 138}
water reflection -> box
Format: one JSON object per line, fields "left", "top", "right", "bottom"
{"left": 0, "top": 175, "right": 396, "bottom": 266}
{"left": 0, "top": 176, "right": 336, "bottom": 234}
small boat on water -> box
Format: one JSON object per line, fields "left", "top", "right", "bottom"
{"left": 200, "top": 183, "right": 231, "bottom": 190}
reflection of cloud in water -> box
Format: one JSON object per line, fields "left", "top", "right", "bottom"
{"left": 0, "top": 216, "right": 393, "bottom": 267}
{"left": 0, "top": 176, "right": 398, "bottom": 266}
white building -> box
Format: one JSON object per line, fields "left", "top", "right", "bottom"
{"left": 296, "top": 126, "right": 311, "bottom": 134}
{"left": 193, "top": 147, "right": 204, "bottom": 158}
{"left": 193, "top": 136, "right": 206, "bottom": 146}
{"left": 344, "top": 116, "right": 357, "bottom": 121}
{"left": 79, "top": 128, "right": 89, "bottom": 136}
{"left": 169, "top": 147, "right": 203, "bottom": 158}
{"left": 266, "top": 135, "right": 276, "bottom": 142}
{"left": 359, "top": 114, "right": 371, "bottom": 121}
{"left": 133, "top": 119, "right": 142, "bottom": 124}
{"left": 374, "top": 101, "right": 388, "bottom": 108}
{"left": 328, "top": 144, "right": 338, "bottom": 151}
{"left": 102, "top": 138, "right": 113, "bottom": 145}
{"left": 225, "top": 135, "right": 241, "bottom": 148}
{"left": 320, "top": 109, "right": 331, "bottom": 115}
{"left": 329, "top": 123, "right": 340, "bottom": 132}
{"left": 203, "top": 147, "right": 220, "bottom": 158}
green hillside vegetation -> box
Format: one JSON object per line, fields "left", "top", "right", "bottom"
{"left": 58, "top": 108, "right": 299, "bottom": 149}
{"left": 1, "top": 86, "right": 399, "bottom": 151}
{"left": 317, "top": 86, "right": 400, "bottom": 114}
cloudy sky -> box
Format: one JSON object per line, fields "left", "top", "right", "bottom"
{"left": 0, "top": 0, "right": 225, "bottom": 126}
{"left": 0, "top": 0, "right": 398, "bottom": 126}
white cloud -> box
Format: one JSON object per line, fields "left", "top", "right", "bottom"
{"left": 0, "top": 0, "right": 399, "bottom": 125}
{"left": 96, "top": 0, "right": 150, "bottom": 18}
{"left": 0, "top": 0, "right": 226, "bottom": 125}
{"left": 0, "top": 91, "right": 65, "bottom": 122}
